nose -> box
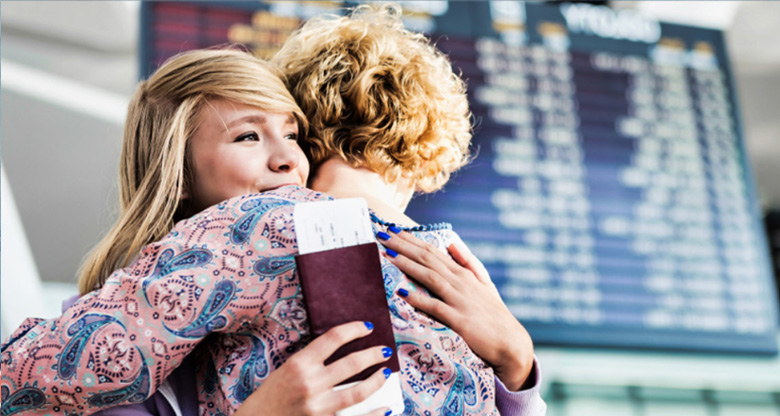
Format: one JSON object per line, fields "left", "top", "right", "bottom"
{"left": 268, "top": 140, "right": 300, "bottom": 173}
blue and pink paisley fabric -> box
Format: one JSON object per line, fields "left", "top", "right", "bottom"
{"left": 1, "top": 186, "right": 497, "bottom": 416}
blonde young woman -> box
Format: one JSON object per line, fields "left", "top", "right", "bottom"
{"left": 1, "top": 49, "right": 393, "bottom": 416}
{"left": 1, "top": 42, "right": 541, "bottom": 416}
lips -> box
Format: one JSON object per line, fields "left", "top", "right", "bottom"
{"left": 258, "top": 183, "right": 301, "bottom": 192}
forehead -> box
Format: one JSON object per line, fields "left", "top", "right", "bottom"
{"left": 197, "top": 98, "right": 296, "bottom": 130}
{"left": 200, "top": 98, "right": 257, "bottom": 123}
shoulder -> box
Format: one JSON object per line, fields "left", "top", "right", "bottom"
{"left": 158, "top": 186, "right": 332, "bottom": 249}
{"left": 256, "top": 185, "right": 332, "bottom": 203}
{"left": 174, "top": 186, "right": 331, "bottom": 229}
{"left": 407, "top": 224, "right": 456, "bottom": 252}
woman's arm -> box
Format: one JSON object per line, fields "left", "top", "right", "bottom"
{"left": 1, "top": 237, "right": 246, "bottom": 415}
{"left": 1, "top": 194, "right": 291, "bottom": 414}
{"left": 83, "top": 322, "right": 393, "bottom": 416}
{"left": 1, "top": 193, "right": 396, "bottom": 416}
{"left": 377, "top": 230, "right": 547, "bottom": 414}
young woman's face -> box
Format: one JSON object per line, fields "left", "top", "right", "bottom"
{"left": 186, "top": 98, "right": 310, "bottom": 212}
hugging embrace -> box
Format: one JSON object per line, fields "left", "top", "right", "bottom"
{"left": 1, "top": 4, "right": 545, "bottom": 416}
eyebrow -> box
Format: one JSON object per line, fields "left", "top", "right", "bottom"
{"left": 227, "top": 115, "right": 267, "bottom": 129}
{"left": 226, "top": 114, "right": 297, "bottom": 129}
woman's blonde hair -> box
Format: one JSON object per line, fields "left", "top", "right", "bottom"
{"left": 272, "top": 3, "right": 472, "bottom": 193}
{"left": 78, "top": 48, "right": 306, "bottom": 294}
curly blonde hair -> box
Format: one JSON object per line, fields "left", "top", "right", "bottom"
{"left": 78, "top": 48, "right": 306, "bottom": 294}
{"left": 272, "top": 3, "right": 472, "bottom": 193}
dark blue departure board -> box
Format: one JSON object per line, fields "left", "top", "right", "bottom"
{"left": 141, "top": 1, "right": 780, "bottom": 354}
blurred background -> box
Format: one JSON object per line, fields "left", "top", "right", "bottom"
{"left": 2, "top": 1, "right": 780, "bottom": 415}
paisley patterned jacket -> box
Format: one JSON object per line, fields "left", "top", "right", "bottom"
{"left": 1, "top": 186, "right": 503, "bottom": 416}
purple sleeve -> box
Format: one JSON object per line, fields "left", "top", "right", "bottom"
{"left": 86, "top": 398, "right": 171, "bottom": 416}
{"left": 494, "top": 357, "right": 547, "bottom": 415}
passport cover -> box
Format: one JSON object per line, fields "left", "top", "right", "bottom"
{"left": 296, "top": 242, "right": 400, "bottom": 385}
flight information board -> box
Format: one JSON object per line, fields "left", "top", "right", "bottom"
{"left": 140, "top": 1, "right": 779, "bottom": 354}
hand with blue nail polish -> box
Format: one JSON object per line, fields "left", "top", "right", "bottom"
{"left": 234, "top": 321, "right": 394, "bottom": 416}
{"left": 379, "top": 229, "right": 536, "bottom": 392}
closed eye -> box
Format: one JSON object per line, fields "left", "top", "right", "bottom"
{"left": 234, "top": 132, "right": 260, "bottom": 142}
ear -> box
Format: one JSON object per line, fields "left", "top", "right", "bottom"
{"left": 179, "top": 184, "right": 190, "bottom": 200}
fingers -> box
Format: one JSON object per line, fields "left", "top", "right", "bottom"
{"left": 379, "top": 230, "right": 465, "bottom": 296}
{"left": 383, "top": 249, "right": 455, "bottom": 299}
{"left": 363, "top": 408, "right": 393, "bottom": 416}
{"left": 300, "top": 321, "right": 375, "bottom": 363}
{"left": 380, "top": 229, "right": 460, "bottom": 276}
{"left": 447, "top": 243, "right": 492, "bottom": 286}
{"left": 325, "top": 366, "right": 392, "bottom": 414}
{"left": 252, "top": 322, "right": 397, "bottom": 415}
{"left": 396, "top": 285, "right": 454, "bottom": 327}
{"left": 324, "top": 345, "right": 393, "bottom": 386}
{"left": 382, "top": 230, "right": 495, "bottom": 294}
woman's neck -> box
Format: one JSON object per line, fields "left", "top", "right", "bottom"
{"left": 309, "top": 158, "right": 418, "bottom": 226}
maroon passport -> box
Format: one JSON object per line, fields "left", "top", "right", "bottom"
{"left": 296, "top": 242, "right": 400, "bottom": 385}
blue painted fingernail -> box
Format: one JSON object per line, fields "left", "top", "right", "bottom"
{"left": 388, "top": 225, "right": 402, "bottom": 234}
{"left": 382, "top": 347, "right": 393, "bottom": 358}
{"left": 385, "top": 410, "right": 392, "bottom": 416}
{"left": 365, "top": 321, "right": 374, "bottom": 330}
{"left": 383, "top": 368, "right": 392, "bottom": 379}
{"left": 385, "top": 248, "right": 398, "bottom": 258}
{"left": 376, "top": 231, "right": 391, "bottom": 240}
{"left": 397, "top": 288, "right": 409, "bottom": 298}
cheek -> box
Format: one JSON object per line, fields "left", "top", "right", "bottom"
{"left": 194, "top": 152, "right": 238, "bottom": 189}
{"left": 193, "top": 154, "right": 219, "bottom": 183}
{"left": 298, "top": 149, "right": 311, "bottom": 180}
